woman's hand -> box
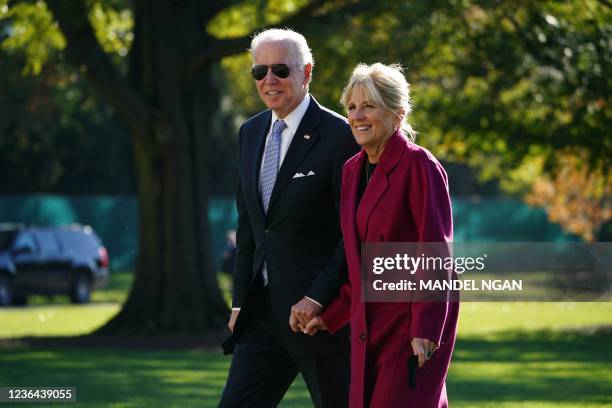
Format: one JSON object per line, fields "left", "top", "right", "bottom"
{"left": 411, "top": 337, "right": 437, "bottom": 368}
{"left": 303, "top": 316, "right": 328, "bottom": 335}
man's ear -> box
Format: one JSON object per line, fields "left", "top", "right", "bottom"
{"left": 303, "top": 63, "right": 313, "bottom": 84}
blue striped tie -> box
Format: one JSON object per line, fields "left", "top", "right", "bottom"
{"left": 260, "top": 119, "right": 287, "bottom": 212}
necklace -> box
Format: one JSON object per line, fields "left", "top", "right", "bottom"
{"left": 365, "top": 161, "right": 372, "bottom": 184}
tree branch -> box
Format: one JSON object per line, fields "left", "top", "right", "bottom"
{"left": 197, "top": 0, "right": 244, "bottom": 24}
{"left": 186, "top": 0, "right": 372, "bottom": 72}
{"left": 45, "top": 0, "right": 152, "bottom": 131}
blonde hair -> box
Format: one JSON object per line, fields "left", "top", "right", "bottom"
{"left": 340, "top": 63, "right": 416, "bottom": 141}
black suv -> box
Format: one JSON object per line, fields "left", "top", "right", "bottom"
{"left": 0, "top": 224, "right": 109, "bottom": 306}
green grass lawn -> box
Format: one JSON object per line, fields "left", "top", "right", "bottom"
{"left": 1, "top": 272, "right": 611, "bottom": 407}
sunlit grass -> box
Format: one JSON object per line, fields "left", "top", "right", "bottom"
{"left": 448, "top": 328, "right": 612, "bottom": 406}
{"left": 458, "top": 302, "right": 612, "bottom": 337}
{"left": 0, "top": 303, "right": 119, "bottom": 338}
{"left": 0, "top": 271, "right": 132, "bottom": 338}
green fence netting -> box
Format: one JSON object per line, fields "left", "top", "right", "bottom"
{"left": 0, "top": 195, "right": 578, "bottom": 271}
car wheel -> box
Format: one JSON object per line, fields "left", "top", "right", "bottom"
{"left": 70, "top": 272, "right": 91, "bottom": 304}
{"left": 0, "top": 275, "right": 13, "bottom": 307}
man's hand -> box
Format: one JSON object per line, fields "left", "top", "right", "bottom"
{"left": 228, "top": 309, "right": 240, "bottom": 333}
{"left": 411, "top": 337, "right": 437, "bottom": 368}
{"left": 303, "top": 316, "right": 327, "bottom": 336}
{"left": 289, "top": 297, "right": 322, "bottom": 332}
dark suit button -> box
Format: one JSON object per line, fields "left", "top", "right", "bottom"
{"left": 264, "top": 229, "right": 271, "bottom": 237}
{"left": 360, "top": 333, "right": 366, "bottom": 341}
{"left": 378, "top": 234, "right": 384, "bottom": 241}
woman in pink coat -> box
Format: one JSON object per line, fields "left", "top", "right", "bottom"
{"left": 304, "top": 63, "right": 459, "bottom": 407}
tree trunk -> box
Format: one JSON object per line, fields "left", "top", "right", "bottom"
{"left": 98, "top": 0, "right": 228, "bottom": 333}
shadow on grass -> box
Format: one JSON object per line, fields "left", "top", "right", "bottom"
{"left": 0, "top": 347, "right": 310, "bottom": 407}
{"left": 0, "top": 328, "right": 610, "bottom": 407}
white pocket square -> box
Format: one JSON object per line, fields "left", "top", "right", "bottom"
{"left": 307, "top": 170, "right": 315, "bottom": 176}
{"left": 292, "top": 172, "right": 306, "bottom": 178}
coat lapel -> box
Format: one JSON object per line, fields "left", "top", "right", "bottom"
{"left": 344, "top": 151, "right": 365, "bottom": 257}
{"left": 248, "top": 112, "right": 272, "bottom": 220}
{"left": 267, "top": 97, "right": 321, "bottom": 213}
{"left": 356, "top": 130, "right": 406, "bottom": 240}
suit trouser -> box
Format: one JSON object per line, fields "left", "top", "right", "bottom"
{"left": 218, "top": 276, "right": 349, "bottom": 408}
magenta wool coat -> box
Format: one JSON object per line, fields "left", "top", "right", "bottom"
{"left": 320, "top": 130, "right": 459, "bottom": 408}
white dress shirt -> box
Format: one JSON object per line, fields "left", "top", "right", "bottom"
{"left": 259, "top": 93, "right": 310, "bottom": 176}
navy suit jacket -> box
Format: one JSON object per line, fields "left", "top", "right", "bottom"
{"left": 232, "top": 95, "right": 358, "bottom": 353}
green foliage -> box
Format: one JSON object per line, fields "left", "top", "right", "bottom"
{"left": 208, "top": 0, "right": 311, "bottom": 38}
{"left": 0, "top": 46, "right": 135, "bottom": 193}
{"left": 218, "top": 0, "right": 610, "bottom": 197}
{"left": 1, "top": 0, "right": 133, "bottom": 73}
{"left": 0, "top": 0, "right": 136, "bottom": 194}
{"left": 1, "top": 0, "right": 609, "bottom": 233}
{"left": 220, "top": 53, "right": 263, "bottom": 116}
{"left": 0, "top": 1, "right": 64, "bottom": 75}
{"left": 89, "top": 1, "right": 133, "bottom": 61}
{"left": 212, "top": 0, "right": 312, "bottom": 116}
{"left": 405, "top": 1, "right": 611, "bottom": 191}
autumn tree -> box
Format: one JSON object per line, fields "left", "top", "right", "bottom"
{"left": 526, "top": 150, "right": 611, "bottom": 241}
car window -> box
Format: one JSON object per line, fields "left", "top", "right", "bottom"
{"left": 13, "top": 232, "right": 37, "bottom": 253}
{"left": 35, "top": 230, "right": 61, "bottom": 253}
{"left": 61, "top": 230, "right": 99, "bottom": 254}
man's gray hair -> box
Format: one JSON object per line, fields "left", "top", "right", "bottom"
{"left": 250, "top": 28, "right": 315, "bottom": 70}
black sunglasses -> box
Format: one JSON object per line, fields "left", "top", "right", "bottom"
{"left": 251, "top": 64, "right": 291, "bottom": 80}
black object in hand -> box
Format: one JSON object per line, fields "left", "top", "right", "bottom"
{"left": 408, "top": 355, "right": 418, "bottom": 388}
{"left": 221, "top": 335, "right": 236, "bottom": 355}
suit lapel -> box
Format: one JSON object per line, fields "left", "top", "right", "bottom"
{"left": 267, "top": 98, "right": 321, "bottom": 213}
{"left": 247, "top": 112, "right": 272, "bottom": 219}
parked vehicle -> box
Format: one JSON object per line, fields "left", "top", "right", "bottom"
{"left": 0, "top": 224, "right": 109, "bottom": 306}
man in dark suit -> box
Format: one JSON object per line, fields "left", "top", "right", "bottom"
{"left": 218, "top": 28, "right": 358, "bottom": 407}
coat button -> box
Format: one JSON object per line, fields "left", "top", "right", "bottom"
{"left": 378, "top": 234, "right": 384, "bottom": 241}
{"left": 360, "top": 333, "right": 366, "bottom": 341}
{"left": 264, "top": 229, "right": 271, "bottom": 237}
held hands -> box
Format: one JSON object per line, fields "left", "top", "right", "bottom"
{"left": 289, "top": 297, "right": 323, "bottom": 333}
{"left": 303, "top": 316, "right": 327, "bottom": 335}
{"left": 411, "top": 337, "right": 437, "bottom": 368}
